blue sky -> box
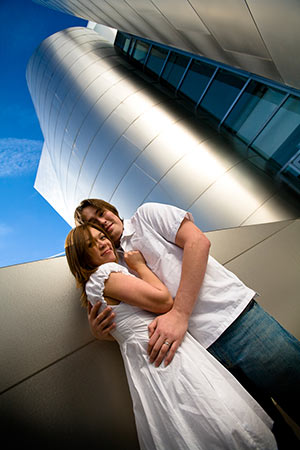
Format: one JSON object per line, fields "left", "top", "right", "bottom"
{"left": 0, "top": 0, "right": 87, "bottom": 268}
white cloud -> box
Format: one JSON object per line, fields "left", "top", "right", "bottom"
{"left": 0, "top": 138, "right": 43, "bottom": 177}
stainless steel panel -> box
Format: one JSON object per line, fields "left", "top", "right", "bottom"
{"left": 0, "top": 340, "right": 139, "bottom": 448}
{"left": 89, "top": 135, "right": 142, "bottom": 200}
{"left": 37, "top": 30, "right": 84, "bottom": 118}
{"left": 74, "top": 131, "right": 113, "bottom": 196}
{"left": 189, "top": 160, "right": 277, "bottom": 231}
{"left": 189, "top": 0, "right": 270, "bottom": 58}
{"left": 143, "top": 182, "right": 178, "bottom": 207}
{"left": 105, "top": 0, "right": 157, "bottom": 39}
{"left": 34, "top": 0, "right": 300, "bottom": 90}
{"left": 225, "top": 219, "right": 300, "bottom": 339}
{"left": 155, "top": 137, "right": 242, "bottom": 209}
{"left": 78, "top": 0, "right": 119, "bottom": 27}
{"left": 153, "top": 0, "right": 209, "bottom": 34}
{"left": 223, "top": 50, "right": 283, "bottom": 84}
{"left": 34, "top": 143, "right": 71, "bottom": 224}
{"left": 51, "top": 45, "right": 119, "bottom": 154}
{"left": 59, "top": 140, "right": 74, "bottom": 197}
{"left": 174, "top": 29, "right": 232, "bottom": 63}
{"left": 206, "top": 220, "right": 293, "bottom": 264}
{"left": 76, "top": 115, "right": 125, "bottom": 196}
{"left": 247, "top": 0, "right": 300, "bottom": 89}
{"left": 0, "top": 257, "right": 90, "bottom": 393}
{"left": 110, "top": 164, "right": 156, "bottom": 218}
{"left": 134, "top": 115, "right": 201, "bottom": 181}
{"left": 242, "top": 191, "right": 300, "bottom": 226}
{"left": 73, "top": 98, "right": 141, "bottom": 202}
{"left": 126, "top": 0, "right": 189, "bottom": 48}
{"left": 124, "top": 102, "right": 180, "bottom": 151}
{"left": 44, "top": 38, "right": 107, "bottom": 131}
{"left": 73, "top": 72, "right": 129, "bottom": 153}
{"left": 31, "top": 33, "right": 61, "bottom": 109}
{"left": 92, "top": 0, "right": 142, "bottom": 33}
{"left": 66, "top": 150, "right": 83, "bottom": 200}
{"left": 53, "top": 61, "right": 120, "bottom": 161}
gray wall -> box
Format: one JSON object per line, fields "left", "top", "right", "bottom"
{"left": 1, "top": 219, "right": 300, "bottom": 447}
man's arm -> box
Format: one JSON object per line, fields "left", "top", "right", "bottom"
{"left": 88, "top": 302, "right": 116, "bottom": 341}
{"left": 148, "top": 218, "right": 210, "bottom": 366}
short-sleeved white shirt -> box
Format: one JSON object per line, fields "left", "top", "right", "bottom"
{"left": 119, "top": 202, "right": 255, "bottom": 348}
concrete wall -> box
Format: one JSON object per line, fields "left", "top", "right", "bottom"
{"left": 1, "top": 219, "right": 299, "bottom": 447}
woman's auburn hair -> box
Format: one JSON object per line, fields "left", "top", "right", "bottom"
{"left": 74, "top": 198, "right": 120, "bottom": 225}
{"left": 65, "top": 222, "right": 117, "bottom": 308}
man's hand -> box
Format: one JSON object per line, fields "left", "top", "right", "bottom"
{"left": 88, "top": 302, "right": 116, "bottom": 341}
{"left": 148, "top": 309, "right": 188, "bottom": 367}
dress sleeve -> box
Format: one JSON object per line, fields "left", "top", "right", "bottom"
{"left": 86, "top": 262, "right": 133, "bottom": 309}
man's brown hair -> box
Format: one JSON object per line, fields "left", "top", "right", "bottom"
{"left": 74, "top": 198, "right": 120, "bottom": 225}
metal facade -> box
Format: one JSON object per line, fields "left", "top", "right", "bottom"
{"left": 27, "top": 27, "right": 300, "bottom": 229}
{"left": 34, "top": 0, "right": 300, "bottom": 91}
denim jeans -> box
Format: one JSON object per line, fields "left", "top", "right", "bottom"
{"left": 208, "top": 300, "right": 300, "bottom": 426}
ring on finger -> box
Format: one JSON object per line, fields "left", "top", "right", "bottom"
{"left": 164, "top": 340, "right": 171, "bottom": 346}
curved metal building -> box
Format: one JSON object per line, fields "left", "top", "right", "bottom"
{"left": 34, "top": 0, "right": 300, "bottom": 91}
{"left": 26, "top": 27, "right": 300, "bottom": 229}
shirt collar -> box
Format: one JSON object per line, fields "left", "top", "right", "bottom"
{"left": 121, "top": 219, "right": 135, "bottom": 239}
{"left": 117, "top": 219, "right": 135, "bottom": 254}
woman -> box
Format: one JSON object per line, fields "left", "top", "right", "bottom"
{"left": 65, "top": 223, "right": 277, "bottom": 450}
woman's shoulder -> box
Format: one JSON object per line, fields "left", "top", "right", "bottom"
{"left": 86, "top": 263, "right": 130, "bottom": 305}
{"left": 90, "top": 262, "right": 129, "bottom": 281}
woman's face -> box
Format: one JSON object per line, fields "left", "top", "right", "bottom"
{"left": 86, "top": 227, "right": 116, "bottom": 267}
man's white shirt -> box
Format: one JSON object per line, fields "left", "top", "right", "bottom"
{"left": 118, "top": 202, "right": 255, "bottom": 348}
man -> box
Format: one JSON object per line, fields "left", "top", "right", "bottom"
{"left": 74, "top": 198, "right": 300, "bottom": 436}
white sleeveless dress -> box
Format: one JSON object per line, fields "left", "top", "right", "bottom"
{"left": 86, "top": 263, "right": 277, "bottom": 450}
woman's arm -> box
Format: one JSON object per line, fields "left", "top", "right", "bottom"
{"left": 103, "top": 251, "right": 173, "bottom": 314}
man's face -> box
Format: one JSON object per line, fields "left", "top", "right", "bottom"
{"left": 81, "top": 206, "right": 123, "bottom": 245}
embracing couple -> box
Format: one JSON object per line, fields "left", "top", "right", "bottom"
{"left": 65, "top": 198, "right": 300, "bottom": 450}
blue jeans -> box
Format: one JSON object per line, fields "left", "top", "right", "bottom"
{"left": 208, "top": 300, "right": 300, "bottom": 426}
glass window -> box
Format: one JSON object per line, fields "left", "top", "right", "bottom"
{"left": 123, "top": 38, "right": 131, "bottom": 54}
{"left": 251, "top": 95, "right": 300, "bottom": 159}
{"left": 114, "top": 32, "right": 125, "bottom": 48}
{"left": 161, "top": 52, "right": 190, "bottom": 90}
{"left": 223, "top": 81, "right": 286, "bottom": 144}
{"left": 132, "top": 40, "right": 150, "bottom": 65}
{"left": 128, "top": 39, "right": 136, "bottom": 56}
{"left": 145, "top": 45, "right": 169, "bottom": 77}
{"left": 178, "top": 60, "right": 215, "bottom": 104}
{"left": 114, "top": 32, "right": 131, "bottom": 54}
{"left": 199, "top": 69, "right": 247, "bottom": 122}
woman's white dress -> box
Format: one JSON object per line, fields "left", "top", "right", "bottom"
{"left": 86, "top": 263, "right": 277, "bottom": 450}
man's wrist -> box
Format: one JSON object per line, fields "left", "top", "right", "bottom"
{"left": 171, "top": 303, "right": 190, "bottom": 321}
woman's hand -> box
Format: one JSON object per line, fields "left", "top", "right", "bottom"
{"left": 124, "top": 250, "right": 146, "bottom": 271}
